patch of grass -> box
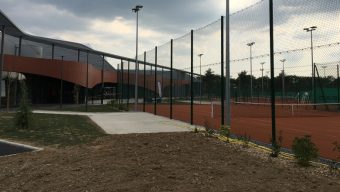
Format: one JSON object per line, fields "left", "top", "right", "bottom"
{"left": 35, "top": 104, "right": 124, "bottom": 113}
{"left": 0, "top": 113, "right": 106, "bottom": 147}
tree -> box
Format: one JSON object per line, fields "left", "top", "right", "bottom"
{"left": 202, "top": 68, "right": 220, "bottom": 99}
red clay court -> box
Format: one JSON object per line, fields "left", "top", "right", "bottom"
{"left": 141, "top": 102, "right": 340, "bottom": 160}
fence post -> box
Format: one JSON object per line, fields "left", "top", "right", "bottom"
{"left": 337, "top": 64, "right": 339, "bottom": 110}
{"left": 269, "top": 0, "right": 277, "bottom": 147}
{"left": 143, "top": 51, "right": 146, "bottom": 112}
{"left": 221, "top": 16, "right": 225, "bottom": 126}
{"left": 127, "top": 61, "right": 130, "bottom": 108}
{"left": 60, "top": 56, "right": 63, "bottom": 109}
{"left": 154, "top": 46, "right": 158, "bottom": 115}
{"left": 116, "top": 64, "right": 120, "bottom": 104}
{"left": 0, "top": 25, "right": 5, "bottom": 109}
{"left": 101, "top": 55, "right": 105, "bottom": 105}
{"left": 191, "top": 30, "right": 194, "bottom": 125}
{"left": 170, "top": 39, "right": 173, "bottom": 119}
{"left": 121, "top": 60, "right": 124, "bottom": 105}
{"left": 86, "top": 51, "right": 89, "bottom": 112}
{"left": 51, "top": 44, "right": 55, "bottom": 60}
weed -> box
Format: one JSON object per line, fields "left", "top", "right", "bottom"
{"left": 203, "top": 117, "right": 215, "bottom": 137}
{"left": 237, "top": 133, "right": 251, "bottom": 148}
{"left": 220, "top": 125, "right": 230, "bottom": 137}
{"left": 292, "top": 135, "right": 318, "bottom": 166}
{"left": 328, "top": 141, "right": 340, "bottom": 175}
{"left": 270, "top": 131, "right": 283, "bottom": 157}
{"left": 194, "top": 126, "right": 198, "bottom": 133}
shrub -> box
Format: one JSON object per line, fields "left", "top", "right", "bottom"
{"left": 14, "top": 81, "right": 33, "bottom": 129}
{"left": 292, "top": 135, "right": 318, "bottom": 166}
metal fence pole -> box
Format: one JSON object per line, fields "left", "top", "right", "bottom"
{"left": 18, "top": 36, "right": 22, "bottom": 56}
{"left": 121, "top": 60, "right": 124, "bottom": 104}
{"left": 86, "top": 52, "right": 89, "bottom": 112}
{"left": 170, "top": 39, "right": 173, "bottom": 119}
{"left": 116, "top": 64, "right": 120, "bottom": 104}
{"left": 101, "top": 55, "right": 104, "bottom": 105}
{"left": 0, "top": 25, "right": 5, "bottom": 109}
{"left": 127, "top": 61, "right": 130, "bottom": 108}
{"left": 221, "top": 16, "right": 225, "bottom": 126}
{"left": 191, "top": 30, "right": 194, "bottom": 125}
{"left": 143, "top": 51, "right": 146, "bottom": 112}
{"left": 269, "top": 0, "right": 277, "bottom": 147}
{"left": 60, "top": 56, "right": 64, "bottom": 109}
{"left": 337, "top": 64, "right": 339, "bottom": 110}
{"left": 154, "top": 46, "right": 157, "bottom": 115}
{"left": 51, "top": 44, "right": 55, "bottom": 60}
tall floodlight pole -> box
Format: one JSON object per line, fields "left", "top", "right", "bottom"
{"left": 198, "top": 53, "right": 204, "bottom": 104}
{"left": 247, "top": 42, "right": 255, "bottom": 101}
{"left": 260, "top": 62, "right": 265, "bottom": 97}
{"left": 280, "top": 59, "right": 286, "bottom": 103}
{"left": 132, "top": 5, "right": 143, "bottom": 111}
{"left": 226, "top": 0, "right": 231, "bottom": 126}
{"left": 304, "top": 26, "right": 317, "bottom": 105}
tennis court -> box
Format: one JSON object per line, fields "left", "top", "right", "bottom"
{"left": 142, "top": 102, "right": 340, "bottom": 160}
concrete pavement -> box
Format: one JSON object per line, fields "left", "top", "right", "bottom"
{"left": 34, "top": 111, "right": 193, "bottom": 134}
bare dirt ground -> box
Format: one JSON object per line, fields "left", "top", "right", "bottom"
{"left": 0, "top": 132, "right": 339, "bottom": 192}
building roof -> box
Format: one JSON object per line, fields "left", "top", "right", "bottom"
{"left": 0, "top": 9, "right": 136, "bottom": 71}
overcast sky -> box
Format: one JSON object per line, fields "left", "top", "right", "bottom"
{"left": 0, "top": 0, "right": 259, "bottom": 58}
{"left": 1, "top": 0, "right": 339, "bottom": 78}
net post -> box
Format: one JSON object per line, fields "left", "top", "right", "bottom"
{"left": 154, "top": 46, "right": 157, "bottom": 115}
{"left": 170, "top": 39, "right": 173, "bottom": 119}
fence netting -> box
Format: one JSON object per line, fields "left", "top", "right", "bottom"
{"left": 1, "top": 0, "right": 340, "bottom": 161}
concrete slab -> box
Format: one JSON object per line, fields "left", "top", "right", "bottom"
{"left": 34, "top": 111, "right": 193, "bottom": 134}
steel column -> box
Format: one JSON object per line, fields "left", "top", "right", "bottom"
{"left": 225, "top": 0, "right": 231, "bottom": 126}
